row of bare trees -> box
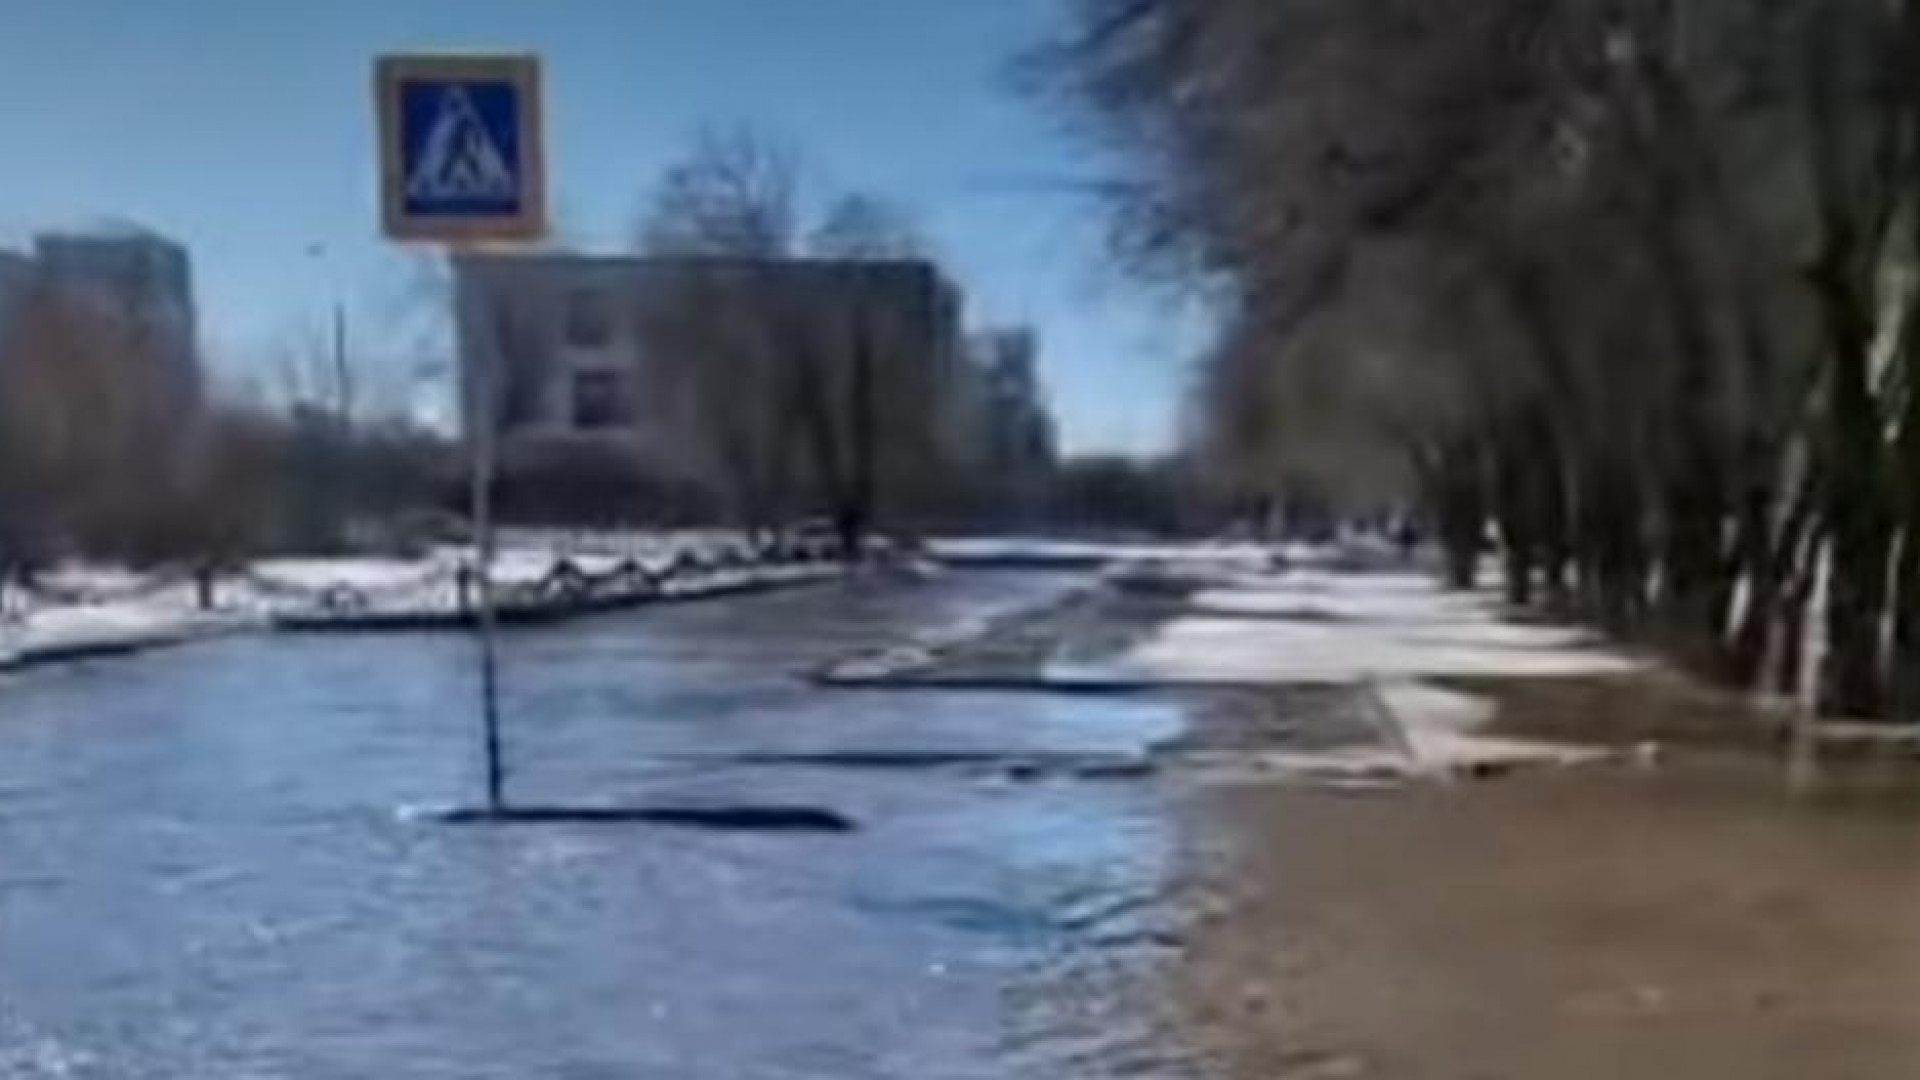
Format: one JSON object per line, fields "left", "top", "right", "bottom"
{"left": 0, "top": 279, "right": 244, "bottom": 573}
{"left": 0, "top": 277, "right": 456, "bottom": 582}
{"left": 1051, "top": 0, "right": 1920, "bottom": 718}
{"left": 629, "top": 127, "right": 964, "bottom": 552}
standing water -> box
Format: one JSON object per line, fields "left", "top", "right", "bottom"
{"left": 0, "top": 572, "right": 1195, "bottom": 1078}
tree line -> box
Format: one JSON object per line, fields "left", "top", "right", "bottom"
{"left": 0, "top": 127, "right": 1084, "bottom": 581}
{"left": 625, "top": 126, "right": 999, "bottom": 552}
{"left": 1050, "top": 0, "right": 1920, "bottom": 718}
{"left": 0, "top": 273, "right": 458, "bottom": 581}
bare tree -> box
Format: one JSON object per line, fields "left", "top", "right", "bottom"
{"left": 631, "top": 128, "right": 805, "bottom": 536}
{"left": 635, "top": 128, "right": 962, "bottom": 551}
{"left": 0, "top": 279, "right": 190, "bottom": 567}
{"left": 810, "top": 194, "right": 926, "bottom": 260}
{"left": 796, "top": 192, "right": 950, "bottom": 552}
{"left": 1048, "top": 0, "right": 1920, "bottom": 714}
{"left": 637, "top": 264, "right": 801, "bottom": 539}
{"left": 638, "top": 125, "right": 801, "bottom": 258}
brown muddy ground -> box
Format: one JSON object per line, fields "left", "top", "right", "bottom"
{"left": 1175, "top": 674, "right": 1920, "bottom": 1080}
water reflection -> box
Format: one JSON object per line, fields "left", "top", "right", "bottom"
{"left": 0, "top": 573, "right": 1194, "bottom": 1078}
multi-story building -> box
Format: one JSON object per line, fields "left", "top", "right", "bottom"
{"left": 0, "top": 251, "right": 34, "bottom": 337}
{"left": 32, "top": 228, "right": 201, "bottom": 409}
{"left": 452, "top": 252, "right": 966, "bottom": 489}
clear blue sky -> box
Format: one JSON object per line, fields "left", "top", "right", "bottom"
{"left": 0, "top": 0, "right": 1205, "bottom": 453}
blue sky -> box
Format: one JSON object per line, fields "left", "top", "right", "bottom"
{"left": 0, "top": 0, "right": 1205, "bottom": 453}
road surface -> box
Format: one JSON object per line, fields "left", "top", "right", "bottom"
{"left": 0, "top": 570, "right": 1205, "bottom": 1079}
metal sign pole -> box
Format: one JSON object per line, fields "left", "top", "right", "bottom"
{"left": 374, "top": 53, "right": 556, "bottom": 820}
{"left": 471, "top": 315, "right": 505, "bottom": 813}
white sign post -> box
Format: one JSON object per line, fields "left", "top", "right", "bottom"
{"left": 376, "top": 53, "right": 547, "bottom": 815}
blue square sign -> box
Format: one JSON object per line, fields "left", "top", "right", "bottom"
{"left": 376, "top": 54, "right": 546, "bottom": 242}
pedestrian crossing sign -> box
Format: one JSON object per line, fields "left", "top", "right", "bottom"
{"left": 375, "top": 54, "right": 547, "bottom": 243}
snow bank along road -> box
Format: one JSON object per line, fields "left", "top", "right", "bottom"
{"left": 1104, "top": 564, "right": 1644, "bottom": 777}
{"left": 0, "top": 533, "right": 833, "bottom": 670}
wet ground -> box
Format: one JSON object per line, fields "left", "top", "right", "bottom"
{"left": 14, "top": 562, "right": 1916, "bottom": 1080}
{"left": 1176, "top": 675, "right": 1920, "bottom": 1080}
{"left": 0, "top": 570, "right": 1204, "bottom": 1079}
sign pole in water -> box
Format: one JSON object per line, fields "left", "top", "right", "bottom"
{"left": 376, "top": 53, "right": 548, "bottom": 814}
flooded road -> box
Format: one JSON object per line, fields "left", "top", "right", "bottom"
{"left": 0, "top": 572, "right": 1198, "bottom": 1079}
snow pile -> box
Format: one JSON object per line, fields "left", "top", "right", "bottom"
{"left": 248, "top": 534, "right": 821, "bottom": 617}
{"left": 1112, "top": 569, "right": 1637, "bottom": 684}
{"left": 0, "top": 588, "right": 258, "bottom": 666}
{"left": 498, "top": 526, "right": 741, "bottom": 559}
{"left": 0, "top": 531, "right": 829, "bottom": 670}
{"left": 245, "top": 556, "right": 463, "bottom": 614}
{"left": 1098, "top": 568, "right": 1637, "bottom": 779}
{"left": 251, "top": 557, "right": 445, "bottom": 592}
{"left": 1370, "top": 680, "right": 1610, "bottom": 777}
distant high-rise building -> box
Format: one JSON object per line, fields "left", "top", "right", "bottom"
{"left": 0, "top": 251, "right": 34, "bottom": 339}
{"left": 965, "top": 327, "right": 1057, "bottom": 475}
{"left": 33, "top": 228, "right": 201, "bottom": 409}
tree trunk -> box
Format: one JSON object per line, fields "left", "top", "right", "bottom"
{"left": 1659, "top": 464, "right": 1729, "bottom": 659}
{"left": 1432, "top": 436, "right": 1486, "bottom": 591}
{"left": 1887, "top": 165, "right": 1920, "bottom": 718}
{"left": 1727, "top": 477, "right": 1788, "bottom": 687}
{"left": 194, "top": 565, "right": 215, "bottom": 611}
{"left": 1891, "top": 528, "right": 1920, "bottom": 718}
{"left": 1814, "top": 271, "right": 1891, "bottom": 718}
{"left": 1493, "top": 428, "right": 1535, "bottom": 606}
{"left": 1888, "top": 343, "right": 1920, "bottom": 717}
{"left": 1799, "top": 2, "right": 1898, "bottom": 718}
{"left": 1501, "top": 523, "right": 1535, "bottom": 606}
{"left": 842, "top": 308, "right": 878, "bottom": 559}
{"left": 1774, "top": 547, "right": 1817, "bottom": 698}
{"left": 1580, "top": 464, "right": 1650, "bottom": 634}
{"left": 1539, "top": 449, "right": 1573, "bottom": 610}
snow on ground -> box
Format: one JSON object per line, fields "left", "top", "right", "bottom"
{"left": 1113, "top": 568, "right": 1637, "bottom": 684}
{"left": 1371, "top": 680, "right": 1611, "bottom": 776}
{"left": 0, "top": 582, "right": 259, "bottom": 667}
{"left": 1187, "top": 571, "right": 1494, "bottom": 623}
{"left": 0, "top": 601, "right": 254, "bottom": 662}
{"left": 249, "top": 532, "right": 778, "bottom": 612}
{"left": 34, "top": 565, "right": 153, "bottom": 595}
{"left": 929, "top": 536, "right": 1275, "bottom": 571}
{"left": 251, "top": 558, "right": 443, "bottom": 592}
{"left": 1118, "top": 616, "right": 1634, "bottom": 683}
{"left": 254, "top": 548, "right": 628, "bottom": 594}
{"left": 1096, "top": 566, "right": 1642, "bottom": 778}
{"left": 0, "top": 531, "right": 818, "bottom": 669}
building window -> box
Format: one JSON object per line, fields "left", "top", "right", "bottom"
{"left": 565, "top": 288, "right": 613, "bottom": 348}
{"left": 570, "top": 369, "right": 631, "bottom": 429}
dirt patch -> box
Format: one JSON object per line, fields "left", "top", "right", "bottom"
{"left": 1452, "top": 668, "right": 1782, "bottom": 754}
{"left": 1174, "top": 734, "right": 1920, "bottom": 1079}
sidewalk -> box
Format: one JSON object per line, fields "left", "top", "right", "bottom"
{"left": 1153, "top": 566, "right": 1920, "bottom": 1078}
{"left": 830, "top": 557, "right": 1650, "bottom": 780}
